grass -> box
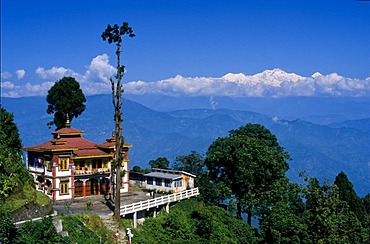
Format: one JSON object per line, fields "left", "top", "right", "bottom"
{"left": 59, "top": 213, "right": 114, "bottom": 243}
{"left": 0, "top": 183, "right": 51, "bottom": 214}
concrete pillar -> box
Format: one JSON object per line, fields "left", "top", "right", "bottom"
{"left": 133, "top": 211, "right": 137, "bottom": 228}
{"left": 83, "top": 181, "right": 86, "bottom": 197}
{"left": 153, "top": 209, "right": 157, "bottom": 218}
{"left": 166, "top": 203, "right": 169, "bottom": 213}
{"left": 97, "top": 178, "right": 101, "bottom": 195}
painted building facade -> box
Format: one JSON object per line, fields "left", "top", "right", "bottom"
{"left": 144, "top": 168, "right": 196, "bottom": 193}
{"left": 23, "top": 124, "right": 132, "bottom": 201}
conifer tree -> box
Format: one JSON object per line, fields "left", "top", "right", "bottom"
{"left": 334, "top": 171, "right": 369, "bottom": 226}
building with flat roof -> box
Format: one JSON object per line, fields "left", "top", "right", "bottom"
{"left": 143, "top": 168, "right": 196, "bottom": 193}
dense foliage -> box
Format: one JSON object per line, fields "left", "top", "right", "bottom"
{"left": 0, "top": 107, "right": 22, "bottom": 152}
{"left": 172, "top": 151, "right": 205, "bottom": 176}
{"left": 132, "top": 198, "right": 257, "bottom": 243}
{"left": 0, "top": 107, "right": 34, "bottom": 202}
{"left": 0, "top": 214, "right": 114, "bottom": 244}
{"left": 46, "top": 76, "right": 86, "bottom": 129}
{"left": 204, "top": 123, "right": 290, "bottom": 223}
{"left": 149, "top": 157, "right": 170, "bottom": 169}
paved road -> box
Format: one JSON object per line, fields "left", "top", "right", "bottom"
{"left": 53, "top": 190, "right": 152, "bottom": 216}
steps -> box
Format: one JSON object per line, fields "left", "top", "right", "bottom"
{"left": 99, "top": 214, "right": 127, "bottom": 244}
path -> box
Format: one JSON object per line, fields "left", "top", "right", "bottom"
{"left": 52, "top": 190, "right": 152, "bottom": 243}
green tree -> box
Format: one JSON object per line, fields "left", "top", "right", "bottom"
{"left": 334, "top": 171, "right": 369, "bottom": 227}
{"left": 133, "top": 199, "right": 257, "bottom": 243}
{"left": 15, "top": 216, "right": 69, "bottom": 243}
{"left": 363, "top": 194, "right": 370, "bottom": 216}
{"left": 260, "top": 202, "right": 310, "bottom": 244}
{"left": 205, "top": 123, "right": 290, "bottom": 225}
{"left": 0, "top": 107, "right": 33, "bottom": 202}
{"left": 46, "top": 76, "right": 86, "bottom": 129}
{"left": 0, "top": 215, "right": 17, "bottom": 244}
{"left": 132, "top": 165, "right": 142, "bottom": 173}
{"left": 149, "top": 157, "right": 170, "bottom": 169}
{"left": 0, "top": 106, "right": 22, "bottom": 152}
{"left": 173, "top": 151, "right": 204, "bottom": 176}
{"left": 101, "top": 21, "right": 135, "bottom": 220}
{"left": 304, "top": 177, "right": 369, "bottom": 243}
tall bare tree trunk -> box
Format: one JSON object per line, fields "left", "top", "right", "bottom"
{"left": 102, "top": 21, "right": 135, "bottom": 221}
{"left": 113, "top": 43, "right": 123, "bottom": 220}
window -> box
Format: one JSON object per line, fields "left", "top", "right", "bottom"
{"left": 60, "top": 182, "right": 69, "bottom": 195}
{"left": 165, "top": 179, "right": 171, "bottom": 187}
{"left": 174, "top": 180, "right": 182, "bottom": 188}
{"left": 59, "top": 158, "right": 69, "bottom": 171}
{"left": 156, "top": 178, "right": 162, "bottom": 186}
{"left": 147, "top": 177, "right": 153, "bottom": 185}
{"left": 102, "top": 159, "right": 109, "bottom": 168}
{"left": 46, "top": 161, "right": 52, "bottom": 171}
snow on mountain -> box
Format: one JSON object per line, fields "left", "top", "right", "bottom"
{"left": 123, "top": 69, "right": 370, "bottom": 97}
{"left": 2, "top": 63, "right": 369, "bottom": 98}
{"left": 222, "top": 68, "right": 304, "bottom": 87}
{"left": 311, "top": 72, "right": 323, "bottom": 79}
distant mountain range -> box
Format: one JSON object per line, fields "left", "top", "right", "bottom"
{"left": 1, "top": 95, "right": 369, "bottom": 197}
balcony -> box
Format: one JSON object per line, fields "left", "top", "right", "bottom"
{"left": 73, "top": 168, "right": 110, "bottom": 176}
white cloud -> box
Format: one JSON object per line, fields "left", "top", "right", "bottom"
{"left": 36, "top": 66, "right": 80, "bottom": 80}
{"left": 1, "top": 54, "right": 116, "bottom": 98}
{"left": 124, "top": 69, "right": 370, "bottom": 97}
{"left": 1, "top": 81, "right": 15, "bottom": 89}
{"left": 81, "top": 54, "right": 116, "bottom": 94}
{"left": 16, "top": 69, "right": 26, "bottom": 79}
{"left": 1, "top": 56, "right": 369, "bottom": 98}
{"left": 1, "top": 72, "right": 12, "bottom": 79}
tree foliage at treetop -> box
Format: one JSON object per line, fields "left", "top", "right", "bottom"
{"left": 173, "top": 151, "right": 205, "bottom": 176}
{"left": 0, "top": 106, "right": 22, "bottom": 152}
{"left": 204, "top": 123, "right": 290, "bottom": 224}
{"left": 46, "top": 76, "right": 86, "bottom": 129}
{"left": 149, "top": 157, "right": 170, "bottom": 170}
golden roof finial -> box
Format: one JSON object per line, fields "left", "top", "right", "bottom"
{"left": 65, "top": 115, "right": 71, "bottom": 128}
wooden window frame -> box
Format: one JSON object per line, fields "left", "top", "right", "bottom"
{"left": 59, "top": 158, "right": 69, "bottom": 171}
{"left": 60, "top": 182, "right": 69, "bottom": 195}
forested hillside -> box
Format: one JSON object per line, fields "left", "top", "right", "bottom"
{"left": 2, "top": 95, "right": 369, "bottom": 196}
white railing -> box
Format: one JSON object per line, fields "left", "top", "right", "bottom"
{"left": 120, "top": 187, "right": 200, "bottom": 216}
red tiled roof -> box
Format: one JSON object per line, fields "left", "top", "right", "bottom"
{"left": 74, "top": 148, "right": 110, "bottom": 158}
{"left": 23, "top": 127, "right": 130, "bottom": 158}
{"left": 24, "top": 136, "right": 96, "bottom": 151}
{"left": 51, "top": 127, "right": 85, "bottom": 135}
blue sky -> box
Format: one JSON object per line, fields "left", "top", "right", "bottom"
{"left": 1, "top": 0, "right": 370, "bottom": 98}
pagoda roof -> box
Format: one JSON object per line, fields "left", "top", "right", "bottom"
{"left": 51, "top": 127, "right": 85, "bottom": 136}
{"left": 23, "top": 136, "right": 103, "bottom": 153}
{"left": 23, "top": 126, "right": 131, "bottom": 159}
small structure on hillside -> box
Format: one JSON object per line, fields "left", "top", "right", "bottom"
{"left": 143, "top": 168, "right": 195, "bottom": 193}
{"left": 23, "top": 121, "right": 132, "bottom": 201}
